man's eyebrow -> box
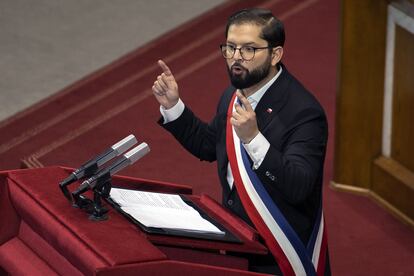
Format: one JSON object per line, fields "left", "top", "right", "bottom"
{"left": 225, "top": 41, "right": 257, "bottom": 46}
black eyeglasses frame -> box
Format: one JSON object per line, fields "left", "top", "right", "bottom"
{"left": 219, "top": 44, "right": 272, "bottom": 61}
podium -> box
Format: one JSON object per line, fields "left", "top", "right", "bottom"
{"left": 0, "top": 167, "right": 269, "bottom": 275}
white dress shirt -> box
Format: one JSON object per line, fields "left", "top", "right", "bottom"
{"left": 160, "top": 67, "right": 282, "bottom": 188}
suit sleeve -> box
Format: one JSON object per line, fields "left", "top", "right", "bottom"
{"left": 159, "top": 106, "right": 219, "bottom": 162}
{"left": 255, "top": 108, "right": 328, "bottom": 204}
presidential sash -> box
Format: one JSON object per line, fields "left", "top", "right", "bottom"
{"left": 226, "top": 93, "right": 327, "bottom": 276}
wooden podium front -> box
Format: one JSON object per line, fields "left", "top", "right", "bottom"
{"left": 0, "top": 167, "right": 269, "bottom": 275}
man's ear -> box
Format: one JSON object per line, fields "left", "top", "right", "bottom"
{"left": 271, "top": 47, "right": 283, "bottom": 66}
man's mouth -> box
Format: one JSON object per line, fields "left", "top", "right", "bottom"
{"left": 231, "top": 64, "right": 246, "bottom": 75}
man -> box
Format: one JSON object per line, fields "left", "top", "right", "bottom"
{"left": 152, "top": 8, "right": 330, "bottom": 276}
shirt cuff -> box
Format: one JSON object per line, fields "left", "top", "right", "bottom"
{"left": 160, "top": 98, "right": 185, "bottom": 124}
{"left": 242, "top": 132, "right": 270, "bottom": 169}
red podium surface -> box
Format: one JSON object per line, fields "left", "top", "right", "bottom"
{"left": 0, "top": 167, "right": 269, "bottom": 275}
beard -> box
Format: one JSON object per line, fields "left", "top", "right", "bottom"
{"left": 227, "top": 56, "right": 272, "bottom": 89}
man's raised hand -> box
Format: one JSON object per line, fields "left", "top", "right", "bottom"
{"left": 152, "top": 60, "right": 179, "bottom": 109}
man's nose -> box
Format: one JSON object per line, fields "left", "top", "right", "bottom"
{"left": 233, "top": 48, "right": 243, "bottom": 60}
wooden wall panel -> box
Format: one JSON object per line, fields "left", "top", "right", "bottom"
{"left": 334, "top": 0, "right": 414, "bottom": 226}
{"left": 333, "top": 0, "right": 387, "bottom": 189}
{"left": 392, "top": 25, "right": 414, "bottom": 172}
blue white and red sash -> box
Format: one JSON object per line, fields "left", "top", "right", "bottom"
{"left": 226, "top": 93, "right": 327, "bottom": 276}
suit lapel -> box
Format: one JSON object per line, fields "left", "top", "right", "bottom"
{"left": 255, "top": 65, "right": 290, "bottom": 131}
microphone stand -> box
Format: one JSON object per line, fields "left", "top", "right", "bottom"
{"left": 70, "top": 142, "right": 150, "bottom": 221}
{"left": 72, "top": 171, "right": 112, "bottom": 221}
{"left": 90, "top": 171, "right": 112, "bottom": 221}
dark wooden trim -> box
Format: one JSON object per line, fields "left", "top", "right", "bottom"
{"left": 372, "top": 156, "right": 414, "bottom": 224}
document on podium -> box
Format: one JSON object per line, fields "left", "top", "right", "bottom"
{"left": 109, "top": 187, "right": 225, "bottom": 235}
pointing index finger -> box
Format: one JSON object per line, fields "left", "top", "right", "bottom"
{"left": 158, "top": 60, "right": 172, "bottom": 76}
{"left": 236, "top": 91, "right": 253, "bottom": 111}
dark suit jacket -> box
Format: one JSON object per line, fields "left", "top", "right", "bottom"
{"left": 161, "top": 64, "right": 329, "bottom": 274}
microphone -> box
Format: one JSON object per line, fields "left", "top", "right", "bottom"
{"left": 72, "top": 142, "right": 150, "bottom": 198}
{"left": 59, "top": 134, "right": 137, "bottom": 199}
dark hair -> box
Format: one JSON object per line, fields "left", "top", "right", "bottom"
{"left": 225, "top": 8, "right": 285, "bottom": 47}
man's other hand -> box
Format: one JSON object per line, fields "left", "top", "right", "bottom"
{"left": 231, "top": 91, "right": 259, "bottom": 144}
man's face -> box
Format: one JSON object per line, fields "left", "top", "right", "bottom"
{"left": 225, "top": 23, "right": 272, "bottom": 90}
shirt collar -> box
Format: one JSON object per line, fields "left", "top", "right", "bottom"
{"left": 245, "top": 67, "right": 283, "bottom": 110}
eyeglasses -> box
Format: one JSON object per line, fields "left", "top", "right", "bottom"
{"left": 220, "top": 44, "right": 272, "bottom": 61}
